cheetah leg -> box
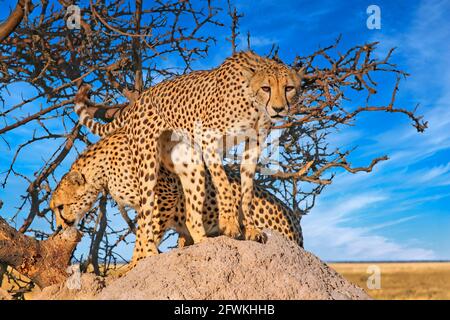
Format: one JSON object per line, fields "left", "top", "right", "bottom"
{"left": 202, "top": 138, "right": 241, "bottom": 239}
{"left": 160, "top": 134, "right": 207, "bottom": 244}
{"left": 240, "top": 137, "right": 267, "bottom": 243}
{"left": 172, "top": 190, "right": 195, "bottom": 248}
{"left": 178, "top": 232, "right": 194, "bottom": 248}
{"left": 128, "top": 198, "right": 161, "bottom": 270}
{"left": 128, "top": 165, "right": 185, "bottom": 268}
{"left": 169, "top": 141, "right": 207, "bottom": 243}
{"left": 128, "top": 137, "right": 162, "bottom": 269}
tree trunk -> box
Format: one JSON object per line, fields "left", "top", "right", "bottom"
{"left": 89, "top": 195, "right": 108, "bottom": 276}
{"left": 0, "top": 217, "right": 81, "bottom": 288}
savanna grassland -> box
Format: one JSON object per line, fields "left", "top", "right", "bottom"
{"left": 2, "top": 262, "right": 450, "bottom": 300}
{"left": 330, "top": 262, "right": 450, "bottom": 300}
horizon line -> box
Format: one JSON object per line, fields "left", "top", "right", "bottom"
{"left": 326, "top": 260, "right": 450, "bottom": 264}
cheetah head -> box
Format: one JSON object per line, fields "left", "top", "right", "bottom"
{"left": 50, "top": 171, "right": 98, "bottom": 229}
{"left": 245, "top": 63, "right": 303, "bottom": 122}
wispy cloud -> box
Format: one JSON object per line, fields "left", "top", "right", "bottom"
{"left": 303, "top": 193, "right": 436, "bottom": 261}
{"left": 237, "top": 34, "right": 277, "bottom": 49}
{"left": 1, "top": 0, "right": 448, "bottom": 261}
{"left": 303, "top": 0, "right": 450, "bottom": 260}
{"left": 406, "top": 162, "right": 450, "bottom": 187}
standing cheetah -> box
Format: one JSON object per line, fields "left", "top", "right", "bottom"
{"left": 50, "top": 131, "right": 303, "bottom": 265}
{"left": 74, "top": 51, "right": 303, "bottom": 248}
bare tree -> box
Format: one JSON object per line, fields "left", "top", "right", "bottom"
{"left": 0, "top": 0, "right": 224, "bottom": 294}
{"left": 0, "top": 0, "right": 426, "bottom": 296}
{"left": 253, "top": 38, "right": 426, "bottom": 215}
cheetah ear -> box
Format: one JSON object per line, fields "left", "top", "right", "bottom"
{"left": 67, "top": 171, "right": 85, "bottom": 186}
{"left": 291, "top": 67, "right": 305, "bottom": 87}
{"left": 241, "top": 65, "right": 256, "bottom": 81}
{"left": 296, "top": 67, "right": 306, "bottom": 81}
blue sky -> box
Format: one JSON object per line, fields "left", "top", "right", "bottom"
{"left": 0, "top": 0, "right": 449, "bottom": 261}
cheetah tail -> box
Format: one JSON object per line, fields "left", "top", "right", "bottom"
{"left": 73, "top": 85, "right": 121, "bottom": 137}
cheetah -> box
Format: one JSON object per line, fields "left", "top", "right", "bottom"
{"left": 51, "top": 129, "right": 206, "bottom": 260}
{"left": 50, "top": 130, "right": 303, "bottom": 265}
{"left": 74, "top": 51, "right": 303, "bottom": 248}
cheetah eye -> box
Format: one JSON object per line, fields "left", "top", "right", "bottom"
{"left": 285, "top": 86, "right": 295, "bottom": 92}
{"left": 261, "top": 86, "right": 271, "bottom": 93}
{"left": 57, "top": 204, "right": 64, "bottom": 211}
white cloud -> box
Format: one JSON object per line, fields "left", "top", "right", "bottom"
{"left": 370, "top": 0, "right": 450, "bottom": 164}
{"left": 337, "top": 0, "right": 450, "bottom": 190}
{"left": 304, "top": 0, "right": 450, "bottom": 259}
{"left": 406, "top": 162, "right": 450, "bottom": 186}
{"left": 303, "top": 193, "right": 436, "bottom": 261}
{"left": 238, "top": 35, "right": 277, "bottom": 48}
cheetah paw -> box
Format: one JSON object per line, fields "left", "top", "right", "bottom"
{"left": 245, "top": 227, "right": 267, "bottom": 244}
{"left": 111, "top": 262, "right": 137, "bottom": 279}
{"left": 124, "top": 262, "right": 138, "bottom": 273}
{"left": 219, "top": 215, "right": 242, "bottom": 239}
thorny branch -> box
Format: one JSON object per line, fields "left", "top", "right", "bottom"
{"left": 0, "top": 0, "right": 33, "bottom": 43}
{"left": 0, "top": 0, "right": 224, "bottom": 294}
{"left": 0, "top": 0, "right": 426, "bottom": 295}
{"left": 252, "top": 38, "right": 426, "bottom": 215}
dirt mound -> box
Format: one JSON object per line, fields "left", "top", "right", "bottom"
{"left": 32, "top": 273, "right": 105, "bottom": 300}
{"left": 33, "top": 231, "right": 370, "bottom": 300}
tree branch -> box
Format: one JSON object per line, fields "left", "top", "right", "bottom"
{"left": 0, "top": 217, "right": 81, "bottom": 288}
{"left": 0, "top": 0, "right": 32, "bottom": 43}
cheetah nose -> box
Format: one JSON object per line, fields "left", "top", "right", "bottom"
{"left": 272, "top": 106, "right": 285, "bottom": 113}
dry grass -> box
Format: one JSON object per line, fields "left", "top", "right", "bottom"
{"left": 330, "top": 262, "right": 450, "bottom": 300}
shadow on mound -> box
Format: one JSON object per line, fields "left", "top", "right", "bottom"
{"left": 34, "top": 231, "right": 370, "bottom": 300}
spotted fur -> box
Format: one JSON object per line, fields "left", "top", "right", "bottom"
{"left": 74, "top": 51, "right": 303, "bottom": 255}
{"left": 50, "top": 131, "right": 303, "bottom": 265}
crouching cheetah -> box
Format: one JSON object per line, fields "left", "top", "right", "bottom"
{"left": 50, "top": 130, "right": 303, "bottom": 265}
{"left": 74, "top": 51, "right": 303, "bottom": 247}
